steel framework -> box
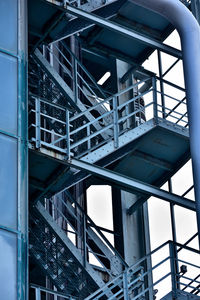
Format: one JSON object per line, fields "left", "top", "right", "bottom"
{"left": 0, "top": 0, "right": 200, "bottom": 299}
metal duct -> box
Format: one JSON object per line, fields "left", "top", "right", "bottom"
{"left": 130, "top": 0, "right": 200, "bottom": 248}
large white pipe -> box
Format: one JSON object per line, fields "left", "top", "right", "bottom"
{"left": 130, "top": 0, "right": 200, "bottom": 247}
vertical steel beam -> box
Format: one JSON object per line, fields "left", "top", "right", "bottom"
{"left": 168, "top": 180, "right": 180, "bottom": 290}
{"left": 169, "top": 242, "right": 177, "bottom": 298}
{"left": 113, "top": 96, "right": 119, "bottom": 148}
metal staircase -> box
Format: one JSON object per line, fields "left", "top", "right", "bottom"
{"left": 30, "top": 203, "right": 101, "bottom": 299}
{"left": 29, "top": 189, "right": 128, "bottom": 298}
{"left": 31, "top": 45, "right": 111, "bottom": 141}
{"left": 30, "top": 221, "right": 200, "bottom": 299}
{"left": 27, "top": 9, "right": 199, "bottom": 299}
{"left": 28, "top": 46, "right": 190, "bottom": 206}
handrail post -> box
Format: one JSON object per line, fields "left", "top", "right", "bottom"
{"left": 66, "top": 110, "right": 71, "bottom": 160}
{"left": 157, "top": 50, "right": 166, "bottom": 119}
{"left": 82, "top": 213, "right": 87, "bottom": 268}
{"left": 123, "top": 269, "right": 129, "bottom": 300}
{"left": 113, "top": 96, "right": 119, "bottom": 148}
{"left": 169, "top": 241, "right": 177, "bottom": 298}
{"left": 35, "top": 287, "right": 41, "bottom": 300}
{"left": 73, "top": 58, "right": 78, "bottom": 104}
{"left": 35, "top": 98, "right": 41, "bottom": 149}
{"left": 87, "top": 125, "right": 91, "bottom": 152}
{"left": 152, "top": 77, "right": 158, "bottom": 124}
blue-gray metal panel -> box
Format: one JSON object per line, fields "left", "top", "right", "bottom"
{"left": 114, "top": 126, "right": 189, "bottom": 184}
{"left": 89, "top": 29, "right": 148, "bottom": 58}
{"left": 28, "top": 0, "right": 60, "bottom": 46}
{"left": 0, "top": 229, "right": 17, "bottom": 300}
{"left": 0, "top": 135, "right": 17, "bottom": 229}
{"left": 0, "top": 52, "right": 17, "bottom": 135}
{"left": 138, "top": 127, "right": 189, "bottom": 162}
{"left": 0, "top": 0, "right": 17, "bottom": 54}
{"left": 119, "top": 2, "right": 169, "bottom": 30}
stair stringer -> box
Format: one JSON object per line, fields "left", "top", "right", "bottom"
{"left": 63, "top": 189, "right": 124, "bottom": 275}
{"left": 35, "top": 201, "right": 114, "bottom": 298}
{"left": 33, "top": 49, "right": 111, "bottom": 140}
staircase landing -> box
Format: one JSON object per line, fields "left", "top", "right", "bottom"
{"left": 29, "top": 117, "right": 190, "bottom": 202}
{"left": 161, "top": 290, "right": 200, "bottom": 300}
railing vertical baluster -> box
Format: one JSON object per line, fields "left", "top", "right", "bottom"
{"left": 73, "top": 58, "right": 78, "bottom": 104}
{"left": 169, "top": 241, "right": 177, "bottom": 298}
{"left": 113, "top": 96, "right": 119, "bottom": 148}
{"left": 152, "top": 77, "right": 158, "bottom": 124}
{"left": 123, "top": 269, "right": 129, "bottom": 300}
{"left": 87, "top": 125, "right": 91, "bottom": 152}
{"left": 125, "top": 104, "right": 131, "bottom": 129}
{"left": 157, "top": 50, "right": 166, "bottom": 118}
{"left": 66, "top": 110, "right": 71, "bottom": 160}
{"left": 82, "top": 213, "right": 87, "bottom": 267}
{"left": 35, "top": 287, "right": 41, "bottom": 300}
{"left": 140, "top": 268, "right": 145, "bottom": 294}
{"left": 35, "top": 98, "right": 41, "bottom": 149}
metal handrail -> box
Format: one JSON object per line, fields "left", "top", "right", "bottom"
{"left": 60, "top": 41, "right": 107, "bottom": 99}
{"left": 70, "top": 77, "right": 150, "bottom": 122}
{"left": 29, "top": 76, "right": 188, "bottom": 159}
{"left": 30, "top": 284, "right": 77, "bottom": 299}
{"left": 85, "top": 239, "right": 200, "bottom": 300}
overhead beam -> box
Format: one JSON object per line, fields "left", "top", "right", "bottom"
{"left": 65, "top": 4, "right": 182, "bottom": 59}
{"left": 67, "top": 158, "right": 195, "bottom": 211}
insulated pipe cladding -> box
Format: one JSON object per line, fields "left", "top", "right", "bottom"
{"left": 130, "top": 0, "right": 200, "bottom": 248}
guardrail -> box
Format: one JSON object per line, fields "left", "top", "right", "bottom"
{"left": 46, "top": 41, "right": 107, "bottom": 103}
{"left": 30, "top": 239, "right": 199, "bottom": 300}
{"left": 30, "top": 284, "right": 77, "bottom": 300}
{"left": 29, "top": 75, "right": 188, "bottom": 159}
{"left": 85, "top": 240, "right": 200, "bottom": 299}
